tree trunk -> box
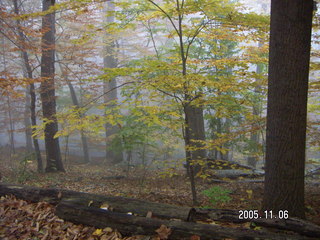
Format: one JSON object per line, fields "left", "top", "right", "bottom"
{"left": 30, "top": 84, "right": 44, "bottom": 173}
{"left": 262, "top": 0, "right": 313, "bottom": 218}
{"left": 184, "top": 104, "right": 206, "bottom": 168}
{"left": 40, "top": 0, "right": 64, "bottom": 172}
{"left": 247, "top": 92, "right": 260, "bottom": 169}
{"left": 104, "top": 0, "right": 123, "bottom": 164}
{"left": 24, "top": 86, "right": 33, "bottom": 152}
{"left": 247, "top": 41, "right": 263, "bottom": 169}
{"left": 57, "top": 56, "right": 90, "bottom": 164}
{"left": 67, "top": 79, "right": 90, "bottom": 164}
{"left": 6, "top": 96, "right": 15, "bottom": 155}
{"left": 13, "top": 0, "right": 43, "bottom": 172}
{"left": 183, "top": 103, "right": 206, "bottom": 205}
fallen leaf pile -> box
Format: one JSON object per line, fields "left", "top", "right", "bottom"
{"left": 0, "top": 195, "right": 170, "bottom": 240}
{"left": 0, "top": 195, "right": 96, "bottom": 240}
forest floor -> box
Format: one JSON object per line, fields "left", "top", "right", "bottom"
{"left": 0, "top": 155, "right": 320, "bottom": 239}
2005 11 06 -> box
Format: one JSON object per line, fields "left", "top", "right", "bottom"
{"left": 239, "top": 210, "right": 289, "bottom": 219}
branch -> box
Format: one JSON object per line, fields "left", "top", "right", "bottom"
{"left": 81, "top": 81, "right": 135, "bottom": 109}
{"left": 148, "top": 82, "right": 183, "bottom": 103}
{"left": 146, "top": 0, "right": 180, "bottom": 37}
{"left": 185, "top": 20, "right": 211, "bottom": 61}
{"left": 145, "top": 19, "right": 160, "bottom": 59}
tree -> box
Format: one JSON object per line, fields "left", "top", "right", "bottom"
{"left": 57, "top": 54, "right": 91, "bottom": 164}
{"left": 262, "top": 0, "right": 313, "bottom": 218}
{"left": 12, "top": 0, "right": 44, "bottom": 173}
{"left": 40, "top": 0, "right": 64, "bottom": 172}
{"left": 99, "top": 0, "right": 269, "bottom": 205}
{"left": 246, "top": 41, "right": 267, "bottom": 168}
{"left": 103, "top": 0, "right": 124, "bottom": 164}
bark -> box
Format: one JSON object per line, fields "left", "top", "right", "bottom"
{"left": 13, "top": 0, "right": 43, "bottom": 172}
{"left": 183, "top": 103, "right": 206, "bottom": 206}
{"left": 56, "top": 202, "right": 310, "bottom": 240}
{"left": 262, "top": 0, "right": 313, "bottom": 218}
{"left": 40, "top": 0, "right": 64, "bottom": 172}
{"left": 1, "top": 183, "right": 318, "bottom": 239}
{"left": 0, "top": 183, "right": 191, "bottom": 221}
{"left": 104, "top": 0, "right": 123, "bottom": 164}
{"left": 184, "top": 105, "right": 207, "bottom": 165}
{"left": 30, "top": 84, "right": 44, "bottom": 173}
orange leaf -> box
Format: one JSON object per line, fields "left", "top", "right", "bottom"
{"left": 155, "top": 225, "right": 172, "bottom": 240}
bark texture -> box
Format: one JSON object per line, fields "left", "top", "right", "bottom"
{"left": 262, "top": 0, "right": 313, "bottom": 218}
{"left": 1, "top": 183, "right": 319, "bottom": 239}
{"left": 40, "top": 0, "right": 64, "bottom": 172}
{"left": 56, "top": 202, "right": 309, "bottom": 240}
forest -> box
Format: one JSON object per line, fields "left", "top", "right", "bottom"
{"left": 0, "top": 0, "right": 320, "bottom": 239}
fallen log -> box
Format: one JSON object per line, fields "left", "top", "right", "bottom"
{"left": 306, "top": 167, "right": 320, "bottom": 177}
{"left": 1, "top": 183, "right": 319, "bottom": 238}
{"left": 56, "top": 201, "right": 309, "bottom": 240}
{"left": 208, "top": 179, "right": 264, "bottom": 184}
{"left": 208, "top": 169, "right": 264, "bottom": 180}
{"left": 0, "top": 183, "right": 191, "bottom": 221}
{"left": 192, "top": 208, "right": 320, "bottom": 238}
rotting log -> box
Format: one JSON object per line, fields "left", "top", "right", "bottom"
{"left": 208, "top": 179, "right": 264, "bottom": 184}
{"left": 1, "top": 183, "right": 319, "bottom": 238}
{"left": 56, "top": 201, "right": 310, "bottom": 240}
{"left": 0, "top": 183, "right": 191, "bottom": 221}
{"left": 192, "top": 208, "right": 320, "bottom": 238}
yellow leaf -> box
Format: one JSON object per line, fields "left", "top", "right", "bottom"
{"left": 93, "top": 229, "right": 103, "bottom": 236}
{"left": 246, "top": 189, "right": 253, "bottom": 199}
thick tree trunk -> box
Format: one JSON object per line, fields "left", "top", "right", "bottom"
{"left": 184, "top": 104, "right": 206, "bottom": 169}
{"left": 104, "top": 0, "right": 123, "bottom": 164}
{"left": 262, "top": 0, "right": 313, "bottom": 218}
{"left": 40, "top": 0, "right": 64, "bottom": 172}
{"left": 183, "top": 103, "right": 206, "bottom": 205}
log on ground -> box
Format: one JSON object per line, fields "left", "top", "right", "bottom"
{"left": 0, "top": 183, "right": 191, "bottom": 221}
{"left": 192, "top": 208, "right": 320, "bottom": 238}
{"left": 56, "top": 201, "right": 311, "bottom": 240}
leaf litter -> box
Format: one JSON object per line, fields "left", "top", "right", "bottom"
{"left": 0, "top": 195, "right": 168, "bottom": 240}
{"left": 1, "top": 162, "right": 320, "bottom": 239}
